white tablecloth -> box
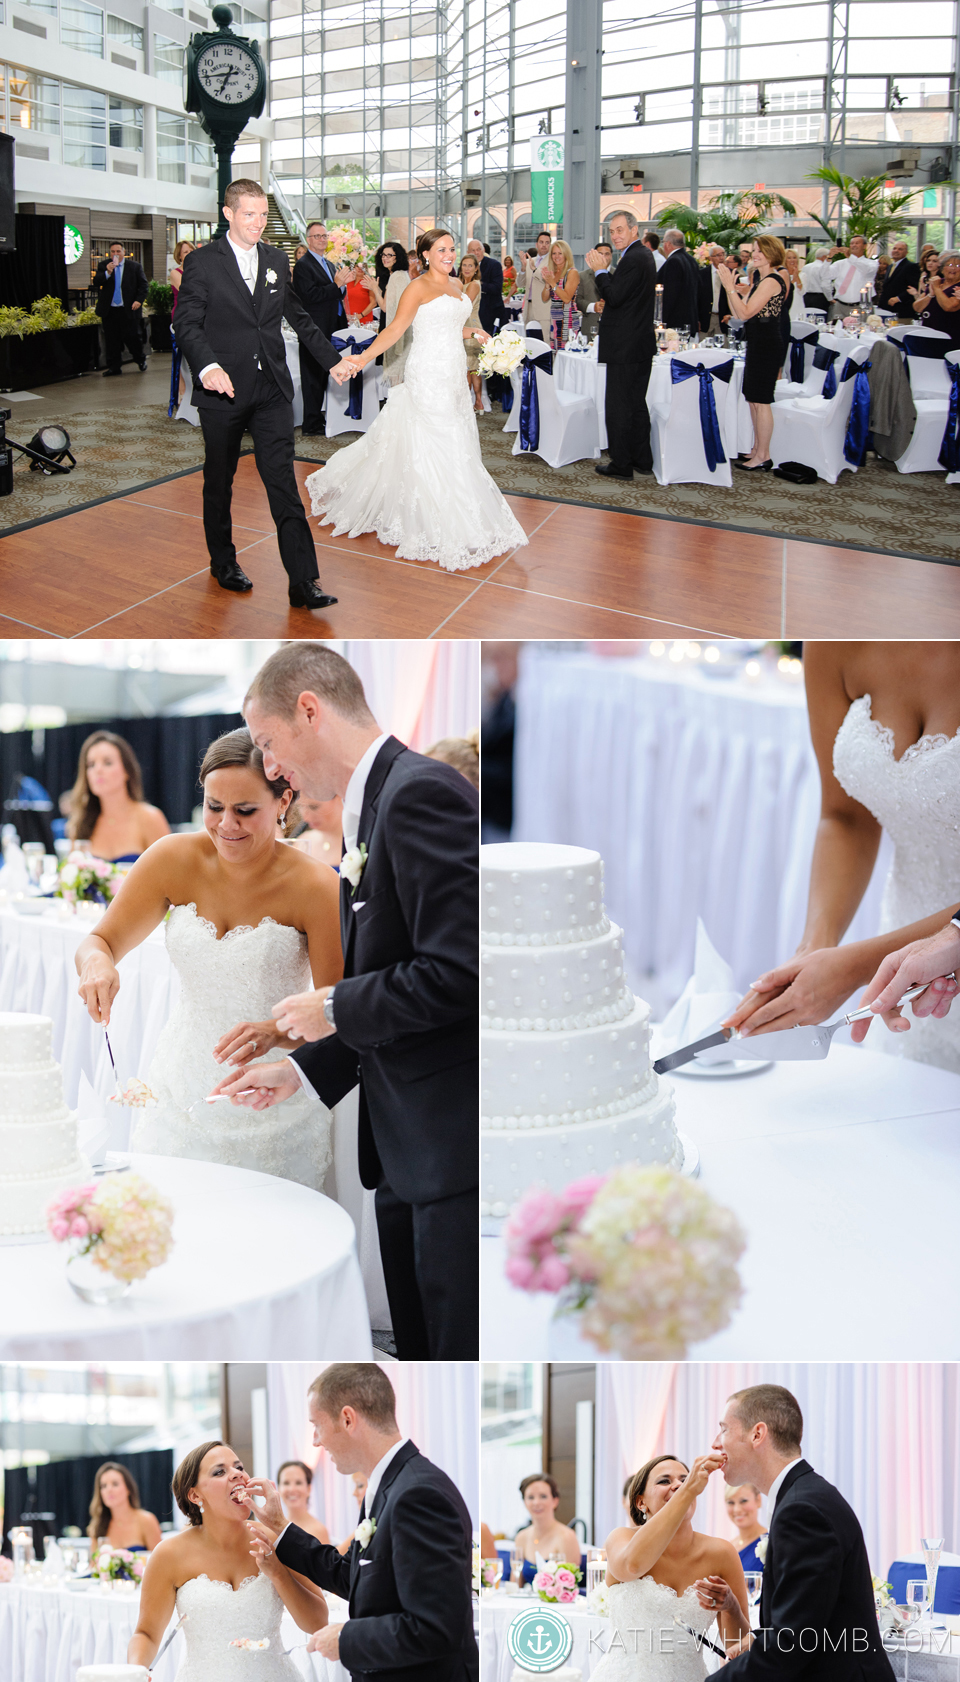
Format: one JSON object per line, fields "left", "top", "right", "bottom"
{"left": 0, "top": 1578, "right": 349, "bottom": 1682}
{"left": 0, "top": 1152, "right": 371, "bottom": 1359}
{"left": 511, "top": 646, "right": 889, "bottom": 1009}
{"left": 482, "top": 1042, "right": 960, "bottom": 1359}
{"left": 0, "top": 904, "right": 389, "bottom": 1328}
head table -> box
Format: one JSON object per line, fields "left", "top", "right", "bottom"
{"left": 0, "top": 1576, "right": 350, "bottom": 1682}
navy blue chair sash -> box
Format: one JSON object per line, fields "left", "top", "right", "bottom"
{"left": 841, "top": 355, "right": 872, "bottom": 464}
{"left": 902, "top": 334, "right": 949, "bottom": 360}
{"left": 669, "top": 357, "right": 734, "bottom": 473}
{"left": 812, "top": 344, "right": 839, "bottom": 398}
{"left": 168, "top": 327, "right": 182, "bottom": 418}
{"left": 331, "top": 333, "right": 368, "bottom": 419}
{"left": 939, "top": 361, "right": 960, "bottom": 471}
{"left": 789, "top": 336, "right": 806, "bottom": 384}
{"left": 518, "top": 346, "right": 554, "bottom": 452}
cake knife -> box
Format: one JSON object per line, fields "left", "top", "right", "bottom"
{"left": 101, "top": 1022, "right": 124, "bottom": 1101}
{"left": 152, "top": 1612, "right": 187, "bottom": 1667}
{"left": 653, "top": 979, "right": 946, "bottom": 1074}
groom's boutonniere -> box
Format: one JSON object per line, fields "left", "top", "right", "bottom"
{"left": 265, "top": 267, "right": 277, "bottom": 285}
{"left": 356, "top": 1516, "right": 377, "bottom": 1550}
{"left": 755, "top": 1535, "right": 769, "bottom": 1564}
{"left": 342, "top": 841, "right": 367, "bottom": 895}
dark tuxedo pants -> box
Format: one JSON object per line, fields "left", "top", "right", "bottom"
{"left": 604, "top": 355, "right": 654, "bottom": 473}
{"left": 375, "top": 1178, "right": 478, "bottom": 1358}
{"left": 103, "top": 306, "right": 143, "bottom": 372}
{"left": 299, "top": 342, "right": 330, "bottom": 433}
{"left": 198, "top": 370, "right": 318, "bottom": 584}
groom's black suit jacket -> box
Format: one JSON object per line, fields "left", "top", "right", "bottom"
{"left": 275, "top": 1440, "right": 478, "bottom": 1682}
{"left": 725, "top": 1461, "right": 895, "bottom": 1681}
{"left": 291, "top": 737, "right": 478, "bottom": 1206}
{"left": 174, "top": 237, "right": 341, "bottom": 410}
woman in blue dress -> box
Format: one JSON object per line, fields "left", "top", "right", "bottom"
{"left": 67, "top": 731, "right": 169, "bottom": 864}
{"left": 88, "top": 1461, "right": 162, "bottom": 1553}
{"left": 725, "top": 1480, "right": 768, "bottom": 1573}
{"left": 514, "top": 1473, "right": 585, "bottom": 1587}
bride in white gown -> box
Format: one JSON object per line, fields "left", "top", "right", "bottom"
{"left": 75, "top": 728, "right": 342, "bottom": 1187}
{"left": 590, "top": 1453, "right": 748, "bottom": 1681}
{"left": 129, "top": 1442, "right": 326, "bottom": 1678}
{"left": 727, "top": 642, "right": 960, "bottom": 1073}
{"left": 305, "top": 227, "right": 529, "bottom": 573}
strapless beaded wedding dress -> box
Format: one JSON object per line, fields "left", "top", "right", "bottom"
{"left": 131, "top": 903, "right": 333, "bottom": 1188}
{"left": 590, "top": 1578, "right": 714, "bottom": 1680}
{"left": 304, "top": 291, "right": 528, "bottom": 572}
{"left": 833, "top": 693, "right": 960, "bottom": 1073}
{"left": 172, "top": 1573, "right": 302, "bottom": 1679}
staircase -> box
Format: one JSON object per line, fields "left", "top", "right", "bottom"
{"left": 265, "top": 194, "right": 301, "bottom": 259}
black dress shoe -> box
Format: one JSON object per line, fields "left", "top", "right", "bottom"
{"left": 300, "top": 428, "right": 325, "bottom": 437}
{"left": 211, "top": 562, "right": 253, "bottom": 592}
{"left": 138, "top": 360, "right": 148, "bottom": 371}
{"left": 289, "top": 580, "right": 338, "bottom": 610}
{"left": 103, "top": 369, "right": 122, "bottom": 377}
{"left": 595, "top": 461, "right": 633, "bottom": 480}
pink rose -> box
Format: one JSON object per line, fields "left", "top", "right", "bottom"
{"left": 556, "top": 1569, "right": 576, "bottom": 1587}
{"left": 558, "top": 1587, "right": 576, "bottom": 1603}
{"left": 532, "top": 1572, "right": 550, "bottom": 1592}
{"left": 49, "top": 1217, "right": 70, "bottom": 1241}
{"left": 0, "top": 1557, "right": 13, "bottom": 1583}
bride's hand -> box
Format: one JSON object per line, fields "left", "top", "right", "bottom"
{"left": 77, "top": 958, "right": 121, "bottom": 1026}
{"left": 683, "top": 1451, "right": 725, "bottom": 1499}
{"left": 208, "top": 1059, "right": 301, "bottom": 1110}
{"left": 213, "top": 1020, "right": 283, "bottom": 1066}
{"left": 723, "top": 945, "right": 865, "bottom": 1036}
{"left": 272, "top": 988, "right": 335, "bottom": 1042}
{"left": 693, "top": 1575, "right": 739, "bottom": 1618}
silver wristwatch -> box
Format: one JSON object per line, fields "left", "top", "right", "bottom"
{"left": 323, "top": 990, "right": 336, "bottom": 1028}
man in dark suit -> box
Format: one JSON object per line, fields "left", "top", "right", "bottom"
{"left": 94, "top": 241, "right": 148, "bottom": 375}
{"left": 292, "top": 219, "right": 351, "bottom": 435}
{"left": 879, "top": 239, "right": 921, "bottom": 317}
{"left": 660, "top": 227, "right": 701, "bottom": 332}
{"left": 584, "top": 208, "right": 657, "bottom": 479}
{"left": 717, "top": 1384, "right": 896, "bottom": 1681}
{"left": 174, "top": 178, "right": 345, "bottom": 609}
{"left": 467, "top": 238, "right": 503, "bottom": 334}
{"left": 212, "top": 643, "right": 479, "bottom": 1359}
{"left": 248, "top": 1364, "right": 478, "bottom": 1682}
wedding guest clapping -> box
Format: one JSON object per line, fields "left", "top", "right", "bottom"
{"left": 718, "top": 236, "right": 788, "bottom": 471}
{"left": 88, "top": 1462, "right": 162, "bottom": 1553}
{"left": 514, "top": 1474, "right": 582, "bottom": 1574}
{"left": 855, "top": 918, "right": 960, "bottom": 1037}
{"left": 724, "top": 1482, "right": 767, "bottom": 1573}
{"left": 277, "top": 1460, "right": 331, "bottom": 1544}
{"left": 364, "top": 243, "right": 411, "bottom": 385}
{"left": 68, "top": 731, "right": 169, "bottom": 864}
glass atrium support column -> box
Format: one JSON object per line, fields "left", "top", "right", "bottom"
{"left": 563, "top": 0, "right": 602, "bottom": 266}
{"left": 690, "top": 0, "right": 703, "bottom": 211}
{"left": 949, "top": 0, "right": 960, "bottom": 244}
{"left": 143, "top": 101, "right": 157, "bottom": 186}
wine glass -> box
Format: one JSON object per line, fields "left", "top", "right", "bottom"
{"left": 743, "top": 1571, "right": 762, "bottom": 1627}
{"left": 921, "top": 1536, "right": 943, "bottom": 1621}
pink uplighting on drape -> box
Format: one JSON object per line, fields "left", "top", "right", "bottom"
{"left": 342, "top": 640, "right": 479, "bottom": 752}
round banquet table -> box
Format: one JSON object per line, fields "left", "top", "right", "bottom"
{"left": 0, "top": 1578, "right": 350, "bottom": 1682}
{"left": 510, "top": 643, "right": 889, "bottom": 1010}
{"left": 482, "top": 1042, "right": 960, "bottom": 1359}
{"left": 0, "top": 1153, "right": 372, "bottom": 1359}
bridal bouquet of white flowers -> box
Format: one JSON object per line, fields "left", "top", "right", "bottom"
{"left": 476, "top": 328, "right": 527, "bottom": 379}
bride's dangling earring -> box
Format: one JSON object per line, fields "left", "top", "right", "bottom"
{"left": 197, "top": 1500, "right": 204, "bottom": 1515}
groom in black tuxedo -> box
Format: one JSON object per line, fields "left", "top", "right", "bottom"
{"left": 717, "top": 1385, "right": 895, "bottom": 1681}
{"left": 174, "top": 179, "right": 344, "bottom": 610}
{"left": 248, "top": 1364, "right": 477, "bottom": 1682}
{"left": 212, "top": 643, "right": 478, "bottom": 1359}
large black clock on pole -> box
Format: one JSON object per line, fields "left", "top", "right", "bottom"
{"left": 184, "top": 3, "right": 266, "bottom": 238}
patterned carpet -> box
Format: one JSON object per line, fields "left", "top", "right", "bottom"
{"left": 2, "top": 401, "right": 957, "bottom": 563}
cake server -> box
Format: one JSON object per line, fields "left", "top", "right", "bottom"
{"left": 653, "top": 979, "right": 944, "bottom": 1074}
{"left": 101, "top": 1022, "right": 124, "bottom": 1100}
{"left": 153, "top": 1613, "right": 187, "bottom": 1666}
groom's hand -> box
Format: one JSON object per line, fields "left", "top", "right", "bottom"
{"left": 308, "top": 1625, "right": 343, "bottom": 1659}
{"left": 273, "top": 987, "right": 336, "bottom": 1042}
{"left": 242, "top": 1479, "right": 285, "bottom": 1532}
{"left": 208, "top": 1059, "right": 301, "bottom": 1109}
{"left": 853, "top": 925, "right": 960, "bottom": 1040}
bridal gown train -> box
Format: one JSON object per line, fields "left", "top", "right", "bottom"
{"left": 172, "top": 1573, "right": 302, "bottom": 1680}
{"left": 833, "top": 693, "right": 960, "bottom": 1074}
{"left": 304, "top": 291, "right": 529, "bottom": 572}
{"left": 589, "top": 1578, "right": 714, "bottom": 1681}
{"left": 131, "top": 903, "right": 333, "bottom": 1188}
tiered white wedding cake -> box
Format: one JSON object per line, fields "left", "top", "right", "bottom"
{"left": 0, "top": 1011, "right": 89, "bottom": 1237}
{"left": 481, "top": 843, "right": 681, "bottom": 1217}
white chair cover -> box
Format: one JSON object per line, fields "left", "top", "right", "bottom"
{"left": 901, "top": 337, "right": 952, "bottom": 398}
{"left": 893, "top": 337, "right": 952, "bottom": 472}
{"left": 887, "top": 323, "right": 950, "bottom": 343}
{"left": 504, "top": 322, "right": 544, "bottom": 435}
{"left": 771, "top": 341, "right": 872, "bottom": 483}
{"left": 510, "top": 359, "right": 600, "bottom": 469}
{"left": 650, "top": 351, "right": 736, "bottom": 487}
{"left": 324, "top": 330, "right": 379, "bottom": 436}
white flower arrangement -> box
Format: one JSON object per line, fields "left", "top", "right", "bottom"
{"left": 586, "top": 1582, "right": 610, "bottom": 1618}
{"left": 755, "top": 1535, "right": 769, "bottom": 1564}
{"left": 342, "top": 842, "right": 367, "bottom": 892}
{"left": 265, "top": 268, "right": 277, "bottom": 285}
{"left": 476, "top": 328, "right": 527, "bottom": 379}
{"left": 356, "top": 1516, "right": 377, "bottom": 1550}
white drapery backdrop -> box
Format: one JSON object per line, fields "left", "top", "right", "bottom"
{"left": 594, "top": 1363, "right": 960, "bottom": 1577}
{"left": 343, "top": 641, "right": 479, "bottom": 753}
{"left": 267, "top": 1363, "right": 479, "bottom": 1543}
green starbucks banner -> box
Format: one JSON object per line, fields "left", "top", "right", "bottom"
{"left": 530, "top": 135, "right": 564, "bottom": 224}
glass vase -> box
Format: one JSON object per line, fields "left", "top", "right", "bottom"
{"left": 65, "top": 1249, "right": 131, "bottom": 1305}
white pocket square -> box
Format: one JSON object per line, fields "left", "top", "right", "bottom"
{"left": 358, "top": 1558, "right": 373, "bottom": 1566}
{"left": 352, "top": 900, "right": 366, "bottom": 912}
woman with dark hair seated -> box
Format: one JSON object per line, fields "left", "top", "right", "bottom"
{"left": 68, "top": 731, "right": 169, "bottom": 864}
{"left": 277, "top": 1460, "right": 331, "bottom": 1544}
{"left": 73, "top": 727, "right": 342, "bottom": 1186}
{"left": 88, "top": 1461, "right": 162, "bottom": 1553}
{"left": 514, "top": 1472, "right": 583, "bottom": 1585}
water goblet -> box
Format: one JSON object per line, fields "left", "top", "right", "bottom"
{"left": 743, "top": 1571, "right": 762, "bottom": 1627}
{"left": 906, "top": 1579, "right": 930, "bottom": 1631}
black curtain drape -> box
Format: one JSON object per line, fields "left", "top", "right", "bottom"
{"left": 0, "top": 215, "right": 68, "bottom": 309}
{"left": 1, "top": 712, "right": 244, "bottom": 831}
{"left": 2, "top": 1448, "right": 174, "bottom": 1549}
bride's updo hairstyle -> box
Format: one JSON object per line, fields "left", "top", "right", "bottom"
{"left": 627, "top": 1455, "right": 689, "bottom": 1526}
{"left": 416, "top": 228, "right": 452, "bottom": 267}
{"left": 173, "top": 1441, "right": 225, "bottom": 1526}
{"left": 199, "top": 727, "right": 298, "bottom": 832}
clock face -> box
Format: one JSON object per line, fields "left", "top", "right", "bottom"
{"left": 196, "top": 41, "right": 259, "bottom": 105}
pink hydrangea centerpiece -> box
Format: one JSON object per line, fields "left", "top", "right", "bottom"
{"left": 47, "top": 1173, "right": 174, "bottom": 1284}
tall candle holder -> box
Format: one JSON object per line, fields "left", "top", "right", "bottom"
{"left": 654, "top": 284, "right": 663, "bottom": 326}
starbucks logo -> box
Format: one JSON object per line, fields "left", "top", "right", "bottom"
{"left": 64, "top": 224, "right": 84, "bottom": 265}
{"left": 536, "top": 137, "right": 563, "bottom": 171}
{"left": 506, "top": 1606, "right": 574, "bottom": 1673}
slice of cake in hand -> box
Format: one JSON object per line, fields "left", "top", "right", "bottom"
{"left": 481, "top": 843, "right": 682, "bottom": 1217}
{"left": 0, "top": 1012, "right": 91, "bottom": 1238}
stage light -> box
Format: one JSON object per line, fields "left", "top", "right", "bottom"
{"left": 27, "top": 424, "right": 75, "bottom": 472}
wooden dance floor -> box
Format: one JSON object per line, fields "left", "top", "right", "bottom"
{"left": 2, "top": 454, "right": 960, "bottom": 638}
